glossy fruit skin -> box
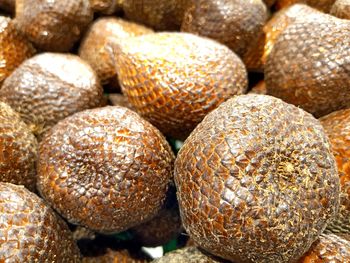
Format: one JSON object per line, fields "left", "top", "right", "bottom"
{"left": 175, "top": 94, "right": 339, "bottom": 262}
{"left": 83, "top": 248, "right": 148, "bottom": 263}
{"left": 0, "top": 183, "right": 81, "bottom": 262}
{"left": 79, "top": 17, "right": 153, "bottom": 90}
{"left": 265, "top": 13, "right": 350, "bottom": 117}
{"left": 275, "top": 0, "right": 336, "bottom": 12}
{"left": 298, "top": 233, "right": 350, "bottom": 262}
{"left": 37, "top": 106, "right": 175, "bottom": 233}
{"left": 331, "top": 0, "right": 350, "bottom": 19}
{"left": 115, "top": 32, "right": 248, "bottom": 139}
{"left": 0, "top": 102, "right": 37, "bottom": 191}
{"left": 16, "top": 0, "right": 93, "bottom": 51}
{"left": 0, "top": 16, "right": 35, "bottom": 86}
{"left": 0, "top": 53, "right": 105, "bottom": 139}
{"left": 320, "top": 109, "right": 350, "bottom": 235}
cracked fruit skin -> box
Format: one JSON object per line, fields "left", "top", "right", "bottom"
{"left": 174, "top": 94, "right": 339, "bottom": 263}
{"left": 0, "top": 183, "right": 81, "bottom": 262}
{"left": 37, "top": 106, "right": 174, "bottom": 233}
{"left": 115, "top": 32, "right": 248, "bottom": 140}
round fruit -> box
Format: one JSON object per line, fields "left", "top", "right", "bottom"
{"left": 83, "top": 248, "right": 149, "bottom": 263}
{"left": 265, "top": 13, "right": 350, "bottom": 117}
{"left": 0, "top": 102, "right": 37, "bottom": 191}
{"left": 16, "top": 0, "right": 93, "bottom": 51}
{"left": 174, "top": 94, "right": 339, "bottom": 262}
{"left": 0, "top": 182, "right": 81, "bottom": 262}
{"left": 275, "top": 0, "right": 336, "bottom": 12}
{"left": 114, "top": 32, "right": 248, "bottom": 139}
{"left": 298, "top": 233, "right": 350, "bottom": 262}
{"left": 79, "top": 17, "right": 153, "bottom": 89}
{"left": 320, "top": 109, "right": 350, "bottom": 235}
{"left": 37, "top": 106, "right": 174, "bottom": 233}
{"left": 0, "top": 53, "right": 104, "bottom": 139}
{"left": 331, "top": 0, "right": 350, "bottom": 19}
{"left": 0, "top": 16, "right": 35, "bottom": 86}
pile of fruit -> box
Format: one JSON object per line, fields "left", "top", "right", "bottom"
{"left": 0, "top": 0, "right": 349, "bottom": 262}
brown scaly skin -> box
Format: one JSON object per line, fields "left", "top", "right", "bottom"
{"left": 89, "top": 0, "right": 123, "bottom": 14}
{"left": 108, "top": 94, "right": 136, "bottom": 111}
{"left": 152, "top": 247, "right": 228, "bottom": 263}
{"left": 175, "top": 94, "right": 339, "bottom": 263}
{"left": 275, "top": 0, "right": 337, "bottom": 12}
{"left": 0, "top": 183, "right": 81, "bottom": 262}
{"left": 265, "top": 13, "right": 350, "bottom": 118}
{"left": 83, "top": 248, "right": 149, "bottom": 263}
{"left": 79, "top": 18, "right": 153, "bottom": 90}
{"left": 0, "top": 53, "right": 104, "bottom": 139}
{"left": 15, "top": 0, "right": 93, "bottom": 51}
{"left": 0, "top": 102, "right": 37, "bottom": 191}
{"left": 37, "top": 106, "right": 175, "bottom": 233}
{"left": 320, "top": 109, "right": 350, "bottom": 235}
{"left": 0, "top": 0, "right": 15, "bottom": 13}
{"left": 0, "top": 16, "right": 35, "bottom": 86}
{"left": 122, "top": 0, "right": 189, "bottom": 31}
{"left": 331, "top": 0, "right": 350, "bottom": 19}
{"left": 298, "top": 233, "right": 350, "bottom": 262}
{"left": 181, "top": 0, "right": 268, "bottom": 67}
{"left": 114, "top": 32, "right": 248, "bottom": 140}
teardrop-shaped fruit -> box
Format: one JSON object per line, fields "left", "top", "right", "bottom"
{"left": 265, "top": 13, "right": 350, "bottom": 117}
{"left": 0, "top": 16, "right": 35, "bottom": 86}
{"left": 0, "top": 102, "right": 37, "bottom": 191}
{"left": 114, "top": 32, "right": 248, "bottom": 139}
{"left": 331, "top": 0, "right": 350, "bottom": 19}
{"left": 16, "top": 0, "right": 93, "bottom": 51}
{"left": 79, "top": 17, "right": 153, "bottom": 90}
{"left": 37, "top": 106, "right": 175, "bottom": 233}
{"left": 175, "top": 94, "right": 339, "bottom": 262}
{"left": 0, "top": 53, "right": 104, "bottom": 139}
{"left": 275, "top": 0, "right": 336, "bottom": 12}
{"left": 0, "top": 182, "right": 81, "bottom": 262}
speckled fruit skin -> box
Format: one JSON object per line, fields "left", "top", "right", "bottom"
{"left": 331, "top": 0, "right": 350, "bottom": 19}
{"left": 298, "top": 233, "right": 350, "bottom": 262}
{"left": 320, "top": 109, "right": 350, "bottom": 235}
{"left": 16, "top": 0, "right": 93, "bottom": 51}
{"left": 265, "top": 13, "right": 350, "bottom": 118}
{"left": 181, "top": 0, "right": 268, "bottom": 67}
{"left": 79, "top": 18, "right": 153, "bottom": 89}
{"left": 175, "top": 94, "right": 339, "bottom": 263}
{"left": 83, "top": 248, "right": 149, "bottom": 263}
{"left": 0, "top": 0, "right": 15, "bottom": 13}
{"left": 152, "top": 247, "right": 228, "bottom": 263}
{"left": 275, "top": 0, "right": 336, "bottom": 12}
{"left": 37, "top": 106, "right": 175, "bottom": 233}
{"left": 0, "top": 53, "right": 104, "bottom": 139}
{"left": 114, "top": 32, "right": 248, "bottom": 140}
{"left": 0, "top": 183, "right": 81, "bottom": 262}
{"left": 0, "top": 16, "right": 35, "bottom": 86}
{"left": 0, "top": 102, "right": 37, "bottom": 191}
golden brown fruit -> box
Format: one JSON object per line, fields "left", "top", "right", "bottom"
{"left": 83, "top": 248, "right": 149, "bottom": 263}
{"left": 275, "top": 0, "right": 337, "bottom": 12}
{"left": 320, "top": 109, "right": 350, "bottom": 235}
{"left": 16, "top": 0, "right": 93, "bottom": 51}
{"left": 298, "top": 233, "right": 350, "bottom": 262}
{"left": 331, "top": 0, "right": 350, "bottom": 19}
{"left": 79, "top": 18, "right": 153, "bottom": 90}
{"left": 0, "top": 183, "right": 81, "bottom": 262}
{"left": 152, "top": 247, "right": 228, "bottom": 263}
{"left": 122, "top": 0, "right": 188, "bottom": 30}
{"left": 181, "top": 0, "right": 268, "bottom": 61}
{"left": 0, "top": 102, "right": 37, "bottom": 191}
{"left": 0, "top": 0, "right": 15, "bottom": 13}
{"left": 265, "top": 14, "right": 350, "bottom": 117}
{"left": 174, "top": 94, "right": 339, "bottom": 262}
{"left": 0, "top": 53, "right": 104, "bottom": 139}
{"left": 0, "top": 16, "right": 35, "bottom": 86}
{"left": 249, "top": 81, "right": 267, "bottom": 95}
{"left": 114, "top": 32, "right": 248, "bottom": 139}
{"left": 37, "top": 106, "right": 175, "bottom": 233}
{"left": 89, "top": 0, "right": 123, "bottom": 14}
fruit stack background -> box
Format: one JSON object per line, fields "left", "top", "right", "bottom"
{"left": 0, "top": 0, "right": 349, "bottom": 262}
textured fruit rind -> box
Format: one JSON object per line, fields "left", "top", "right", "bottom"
{"left": 331, "top": 0, "right": 350, "bottom": 19}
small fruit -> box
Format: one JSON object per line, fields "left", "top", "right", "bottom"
{"left": 83, "top": 248, "right": 149, "bottom": 263}
{"left": 37, "top": 106, "right": 174, "bottom": 233}
{"left": 16, "top": 0, "right": 93, "bottom": 51}
{"left": 175, "top": 94, "right": 339, "bottom": 262}
{"left": 0, "top": 53, "right": 104, "bottom": 138}
{"left": 114, "top": 32, "right": 247, "bottom": 139}
{"left": 0, "top": 102, "right": 37, "bottom": 190}
{"left": 0, "top": 182, "right": 81, "bottom": 262}
{"left": 0, "top": 16, "right": 35, "bottom": 86}
{"left": 275, "top": 0, "right": 337, "bottom": 12}
{"left": 331, "top": 0, "right": 350, "bottom": 19}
